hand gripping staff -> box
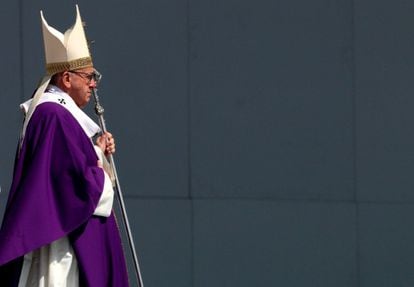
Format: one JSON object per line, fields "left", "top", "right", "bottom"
{"left": 91, "top": 71, "right": 144, "bottom": 287}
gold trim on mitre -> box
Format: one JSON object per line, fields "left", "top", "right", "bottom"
{"left": 46, "top": 56, "right": 93, "bottom": 75}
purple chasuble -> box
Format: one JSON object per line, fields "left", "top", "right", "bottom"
{"left": 0, "top": 102, "right": 129, "bottom": 286}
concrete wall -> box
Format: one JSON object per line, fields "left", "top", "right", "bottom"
{"left": 1, "top": 0, "right": 414, "bottom": 286}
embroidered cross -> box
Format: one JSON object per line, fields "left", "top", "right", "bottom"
{"left": 58, "top": 98, "right": 66, "bottom": 105}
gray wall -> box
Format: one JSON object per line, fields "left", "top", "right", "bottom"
{"left": 1, "top": 0, "right": 414, "bottom": 286}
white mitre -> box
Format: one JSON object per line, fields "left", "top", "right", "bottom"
{"left": 41, "top": 4, "right": 92, "bottom": 75}
{"left": 22, "top": 5, "right": 93, "bottom": 138}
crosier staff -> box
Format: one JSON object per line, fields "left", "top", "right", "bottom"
{"left": 92, "top": 72, "right": 144, "bottom": 287}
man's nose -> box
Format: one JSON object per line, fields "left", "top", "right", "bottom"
{"left": 89, "top": 79, "right": 97, "bottom": 88}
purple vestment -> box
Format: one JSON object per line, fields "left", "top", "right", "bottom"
{"left": 0, "top": 102, "right": 129, "bottom": 286}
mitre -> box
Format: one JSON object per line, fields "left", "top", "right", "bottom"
{"left": 41, "top": 4, "right": 93, "bottom": 75}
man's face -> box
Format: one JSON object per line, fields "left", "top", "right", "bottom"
{"left": 67, "top": 67, "right": 97, "bottom": 108}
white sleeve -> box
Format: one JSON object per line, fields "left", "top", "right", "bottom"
{"left": 93, "top": 145, "right": 114, "bottom": 217}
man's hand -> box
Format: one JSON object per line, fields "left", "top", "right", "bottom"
{"left": 96, "top": 131, "right": 116, "bottom": 156}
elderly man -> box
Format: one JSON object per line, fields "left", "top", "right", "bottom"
{"left": 0, "top": 6, "right": 129, "bottom": 286}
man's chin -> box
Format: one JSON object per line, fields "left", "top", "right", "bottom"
{"left": 79, "top": 99, "right": 90, "bottom": 108}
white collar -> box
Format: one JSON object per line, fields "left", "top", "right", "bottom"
{"left": 21, "top": 85, "right": 101, "bottom": 138}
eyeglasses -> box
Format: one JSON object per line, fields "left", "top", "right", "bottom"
{"left": 69, "top": 70, "right": 102, "bottom": 84}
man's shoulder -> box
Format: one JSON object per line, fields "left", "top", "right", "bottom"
{"left": 27, "top": 102, "right": 85, "bottom": 140}
{"left": 31, "top": 101, "right": 77, "bottom": 127}
{"left": 34, "top": 101, "right": 71, "bottom": 116}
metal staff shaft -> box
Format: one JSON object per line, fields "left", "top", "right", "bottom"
{"left": 92, "top": 88, "right": 144, "bottom": 287}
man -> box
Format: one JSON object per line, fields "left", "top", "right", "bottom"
{"left": 0, "top": 5, "right": 129, "bottom": 286}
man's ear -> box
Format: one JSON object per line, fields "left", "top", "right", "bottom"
{"left": 61, "top": 71, "right": 71, "bottom": 89}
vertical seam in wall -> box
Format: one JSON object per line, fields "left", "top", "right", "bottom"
{"left": 355, "top": 202, "right": 360, "bottom": 287}
{"left": 190, "top": 197, "right": 195, "bottom": 287}
{"left": 186, "top": 0, "right": 192, "bottom": 202}
{"left": 18, "top": 0, "right": 24, "bottom": 103}
{"left": 350, "top": 0, "right": 360, "bottom": 285}
{"left": 186, "top": 0, "right": 195, "bottom": 286}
